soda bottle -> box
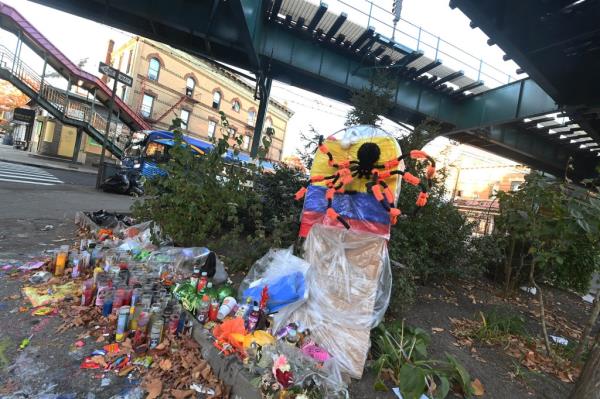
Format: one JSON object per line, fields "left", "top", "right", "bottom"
{"left": 196, "top": 272, "right": 208, "bottom": 292}
{"left": 201, "top": 282, "right": 217, "bottom": 299}
{"left": 190, "top": 268, "right": 200, "bottom": 289}
{"left": 196, "top": 295, "right": 210, "bottom": 324}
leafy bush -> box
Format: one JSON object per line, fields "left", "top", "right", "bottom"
{"left": 466, "top": 235, "right": 505, "bottom": 280}
{"left": 133, "top": 115, "right": 306, "bottom": 273}
{"left": 372, "top": 320, "right": 474, "bottom": 399}
{"left": 494, "top": 172, "right": 600, "bottom": 295}
{"left": 389, "top": 266, "right": 416, "bottom": 315}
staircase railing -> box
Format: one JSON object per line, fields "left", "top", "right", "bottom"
{"left": 0, "top": 44, "right": 131, "bottom": 151}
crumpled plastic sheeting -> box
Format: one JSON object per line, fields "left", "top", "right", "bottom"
{"left": 238, "top": 247, "right": 310, "bottom": 318}
{"left": 282, "top": 224, "right": 391, "bottom": 378}
{"left": 303, "top": 224, "right": 391, "bottom": 329}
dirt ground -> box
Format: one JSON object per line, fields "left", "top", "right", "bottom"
{"left": 0, "top": 217, "right": 595, "bottom": 398}
{"left": 348, "top": 276, "right": 594, "bottom": 399}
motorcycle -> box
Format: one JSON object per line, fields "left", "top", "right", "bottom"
{"left": 100, "top": 168, "right": 144, "bottom": 196}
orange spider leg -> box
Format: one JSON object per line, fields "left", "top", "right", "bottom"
{"left": 416, "top": 192, "right": 429, "bottom": 207}
{"left": 403, "top": 172, "right": 420, "bottom": 186}
{"left": 325, "top": 188, "right": 350, "bottom": 229}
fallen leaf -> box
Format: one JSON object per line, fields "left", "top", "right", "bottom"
{"left": 471, "top": 378, "right": 485, "bottom": 396}
{"left": 431, "top": 327, "right": 445, "bottom": 333}
{"left": 171, "top": 389, "right": 194, "bottom": 399}
{"left": 145, "top": 378, "right": 162, "bottom": 399}
{"left": 159, "top": 358, "right": 172, "bottom": 371}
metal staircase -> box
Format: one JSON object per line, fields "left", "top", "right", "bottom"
{"left": 0, "top": 45, "right": 128, "bottom": 158}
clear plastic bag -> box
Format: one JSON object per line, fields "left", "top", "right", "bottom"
{"left": 303, "top": 224, "right": 391, "bottom": 328}
{"left": 279, "top": 224, "right": 392, "bottom": 378}
{"left": 238, "top": 247, "right": 310, "bottom": 317}
{"left": 172, "top": 248, "right": 228, "bottom": 284}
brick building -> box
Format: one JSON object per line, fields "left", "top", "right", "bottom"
{"left": 110, "top": 37, "right": 293, "bottom": 161}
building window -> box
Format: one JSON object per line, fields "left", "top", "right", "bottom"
{"left": 180, "top": 109, "right": 190, "bottom": 130}
{"left": 148, "top": 58, "right": 160, "bottom": 81}
{"left": 510, "top": 181, "right": 522, "bottom": 191}
{"left": 232, "top": 100, "right": 241, "bottom": 113}
{"left": 243, "top": 134, "right": 251, "bottom": 150}
{"left": 141, "top": 94, "right": 154, "bottom": 118}
{"left": 212, "top": 91, "right": 221, "bottom": 109}
{"left": 247, "top": 109, "right": 256, "bottom": 126}
{"left": 208, "top": 120, "right": 217, "bottom": 139}
{"left": 186, "top": 77, "right": 195, "bottom": 97}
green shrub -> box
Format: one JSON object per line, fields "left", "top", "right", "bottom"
{"left": 133, "top": 115, "right": 307, "bottom": 274}
{"left": 371, "top": 320, "right": 474, "bottom": 398}
{"left": 389, "top": 189, "right": 475, "bottom": 284}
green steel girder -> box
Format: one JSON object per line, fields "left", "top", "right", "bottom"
{"left": 24, "top": 0, "right": 585, "bottom": 177}
{"left": 448, "top": 124, "right": 598, "bottom": 180}
{"left": 27, "top": 0, "right": 561, "bottom": 131}
{"left": 255, "top": 22, "right": 559, "bottom": 129}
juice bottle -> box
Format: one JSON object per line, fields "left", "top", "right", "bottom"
{"left": 196, "top": 272, "right": 208, "bottom": 292}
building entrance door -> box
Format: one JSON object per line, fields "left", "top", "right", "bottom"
{"left": 57, "top": 125, "right": 77, "bottom": 157}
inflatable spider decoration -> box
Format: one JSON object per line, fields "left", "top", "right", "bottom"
{"left": 295, "top": 135, "right": 436, "bottom": 229}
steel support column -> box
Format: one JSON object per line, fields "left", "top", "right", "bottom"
{"left": 250, "top": 75, "right": 272, "bottom": 158}
{"left": 72, "top": 127, "right": 83, "bottom": 164}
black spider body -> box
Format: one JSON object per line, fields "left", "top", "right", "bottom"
{"left": 353, "top": 142, "right": 381, "bottom": 179}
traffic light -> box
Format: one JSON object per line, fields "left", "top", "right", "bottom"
{"left": 392, "top": 0, "right": 403, "bottom": 22}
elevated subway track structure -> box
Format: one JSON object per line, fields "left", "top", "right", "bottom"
{"left": 24, "top": 0, "right": 600, "bottom": 180}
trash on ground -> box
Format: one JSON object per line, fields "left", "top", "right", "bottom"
{"left": 550, "top": 335, "right": 569, "bottom": 346}
{"left": 520, "top": 286, "right": 537, "bottom": 295}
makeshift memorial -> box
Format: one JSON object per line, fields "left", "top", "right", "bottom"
{"left": 286, "top": 125, "right": 435, "bottom": 379}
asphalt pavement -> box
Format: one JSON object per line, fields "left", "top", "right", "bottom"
{"left": 0, "top": 160, "right": 138, "bottom": 398}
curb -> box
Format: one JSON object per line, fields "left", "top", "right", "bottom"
{"left": 0, "top": 158, "right": 98, "bottom": 175}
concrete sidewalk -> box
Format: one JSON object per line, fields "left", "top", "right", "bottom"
{"left": 0, "top": 144, "right": 99, "bottom": 174}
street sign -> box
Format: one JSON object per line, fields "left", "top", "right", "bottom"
{"left": 98, "top": 61, "right": 133, "bottom": 87}
{"left": 12, "top": 107, "right": 35, "bottom": 124}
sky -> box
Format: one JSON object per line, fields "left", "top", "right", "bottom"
{"left": 0, "top": 0, "right": 521, "bottom": 161}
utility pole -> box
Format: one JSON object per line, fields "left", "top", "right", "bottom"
{"left": 95, "top": 61, "right": 133, "bottom": 189}
{"left": 95, "top": 76, "right": 117, "bottom": 188}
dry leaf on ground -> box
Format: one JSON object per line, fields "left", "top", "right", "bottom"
{"left": 471, "top": 378, "right": 485, "bottom": 396}
{"left": 145, "top": 378, "right": 163, "bottom": 399}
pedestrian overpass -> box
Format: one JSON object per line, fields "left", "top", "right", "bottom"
{"left": 15, "top": 0, "right": 600, "bottom": 180}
